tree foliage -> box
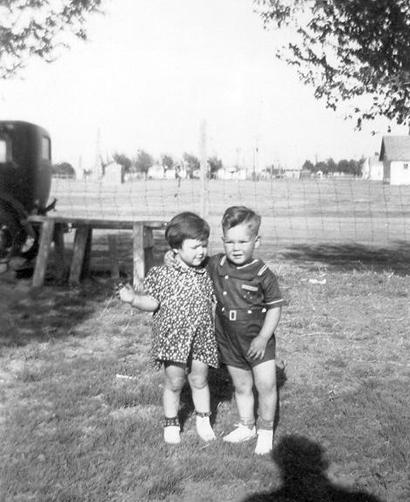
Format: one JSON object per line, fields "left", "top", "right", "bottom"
{"left": 255, "top": 0, "right": 410, "bottom": 127}
{"left": 113, "top": 153, "right": 132, "bottom": 173}
{"left": 303, "top": 157, "right": 363, "bottom": 176}
{"left": 208, "top": 155, "right": 223, "bottom": 179}
{"left": 0, "top": 0, "right": 103, "bottom": 79}
{"left": 52, "top": 161, "right": 76, "bottom": 178}
{"left": 134, "top": 149, "right": 153, "bottom": 176}
{"left": 182, "top": 152, "right": 200, "bottom": 178}
{"left": 161, "top": 154, "right": 174, "bottom": 171}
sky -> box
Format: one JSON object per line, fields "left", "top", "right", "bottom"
{"left": 0, "top": 0, "right": 407, "bottom": 173}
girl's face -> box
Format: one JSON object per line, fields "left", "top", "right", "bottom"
{"left": 174, "top": 238, "right": 208, "bottom": 267}
{"left": 222, "top": 223, "right": 260, "bottom": 266}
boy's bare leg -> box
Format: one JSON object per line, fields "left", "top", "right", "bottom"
{"left": 188, "top": 360, "right": 216, "bottom": 441}
{"left": 253, "top": 359, "right": 277, "bottom": 422}
{"left": 163, "top": 363, "right": 186, "bottom": 443}
{"left": 223, "top": 365, "right": 257, "bottom": 443}
{"left": 253, "top": 359, "right": 277, "bottom": 454}
{"left": 228, "top": 365, "right": 255, "bottom": 423}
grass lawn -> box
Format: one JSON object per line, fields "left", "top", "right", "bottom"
{"left": 1, "top": 244, "right": 409, "bottom": 501}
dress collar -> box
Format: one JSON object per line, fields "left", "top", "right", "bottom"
{"left": 172, "top": 259, "right": 207, "bottom": 275}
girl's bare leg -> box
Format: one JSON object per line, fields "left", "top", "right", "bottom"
{"left": 163, "top": 363, "right": 186, "bottom": 444}
{"left": 188, "top": 360, "right": 216, "bottom": 441}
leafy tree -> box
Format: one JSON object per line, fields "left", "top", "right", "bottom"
{"left": 315, "top": 160, "right": 328, "bottom": 175}
{"left": 182, "top": 152, "right": 200, "bottom": 179}
{"left": 161, "top": 154, "right": 174, "bottom": 171}
{"left": 0, "top": 0, "right": 103, "bottom": 78}
{"left": 52, "top": 162, "right": 76, "bottom": 178}
{"left": 337, "top": 159, "right": 350, "bottom": 174}
{"left": 302, "top": 159, "right": 315, "bottom": 172}
{"left": 113, "top": 153, "right": 132, "bottom": 173}
{"left": 208, "top": 155, "right": 223, "bottom": 179}
{"left": 255, "top": 0, "right": 410, "bottom": 127}
{"left": 326, "top": 158, "right": 337, "bottom": 174}
{"left": 134, "top": 149, "right": 153, "bottom": 177}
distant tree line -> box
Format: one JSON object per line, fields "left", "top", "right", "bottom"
{"left": 302, "top": 158, "right": 364, "bottom": 176}
{"left": 52, "top": 151, "right": 225, "bottom": 180}
{"left": 111, "top": 150, "right": 224, "bottom": 179}
{"left": 54, "top": 154, "right": 365, "bottom": 180}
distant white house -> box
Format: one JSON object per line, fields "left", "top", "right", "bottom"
{"left": 164, "top": 168, "right": 176, "bottom": 179}
{"left": 147, "top": 163, "right": 165, "bottom": 180}
{"left": 102, "top": 162, "right": 123, "bottom": 184}
{"left": 216, "top": 166, "right": 247, "bottom": 180}
{"left": 379, "top": 136, "right": 410, "bottom": 185}
{"left": 283, "top": 168, "right": 302, "bottom": 179}
{"left": 362, "top": 155, "right": 384, "bottom": 181}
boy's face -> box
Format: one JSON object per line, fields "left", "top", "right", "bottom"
{"left": 174, "top": 238, "right": 208, "bottom": 268}
{"left": 222, "top": 224, "right": 260, "bottom": 266}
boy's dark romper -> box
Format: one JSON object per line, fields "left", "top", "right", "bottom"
{"left": 208, "top": 254, "right": 284, "bottom": 369}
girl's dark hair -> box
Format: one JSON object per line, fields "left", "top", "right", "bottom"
{"left": 165, "top": 212, "right": 210, "bottom": 249}
{"left": 221, "top": 206, "right": 261, "bottom": 235}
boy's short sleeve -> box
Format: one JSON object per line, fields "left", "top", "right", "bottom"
{"left": 261, "top": 267, "right": 284, "bottom": 310}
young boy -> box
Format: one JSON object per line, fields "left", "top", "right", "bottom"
{"left": 208, "top": 206, "right": 284, "bottom": 455}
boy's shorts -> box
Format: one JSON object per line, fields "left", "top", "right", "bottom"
{"left": 215, "top": 310, "right": 276, "bottom": 369}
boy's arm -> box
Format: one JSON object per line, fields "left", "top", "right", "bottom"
{"left": 118, "top": 283, "right": 159, "bottom": 312}
{"left": 247, "top": 307, "right": 281, "bottom": 360}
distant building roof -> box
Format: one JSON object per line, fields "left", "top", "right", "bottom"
{"left": 380, "top": 135, "right": 410, "bottom": 161}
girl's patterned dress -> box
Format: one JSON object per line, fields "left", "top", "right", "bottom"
{"left": 143, "top": 261, "right": 218, "bottom": 369}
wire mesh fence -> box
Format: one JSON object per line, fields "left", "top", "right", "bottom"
{"left": 51, "top": 176, "right": 410, "bottom": 250}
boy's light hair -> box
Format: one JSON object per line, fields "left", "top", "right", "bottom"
{"left": 165, "top": 211, "right": 210, "bottom": 249}
{"left": 221, "top": 206, "right": 261, "bottom": 236}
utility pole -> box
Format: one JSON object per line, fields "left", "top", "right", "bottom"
{"left": 199, "top": 120, "right": 208, "bottom": 217}
{"left": 94, "top": 128, "right": 102, "bottom": 179}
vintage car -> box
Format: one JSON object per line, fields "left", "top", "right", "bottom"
{"left": 0, "top": 120, "right": 55, "bottom": 261}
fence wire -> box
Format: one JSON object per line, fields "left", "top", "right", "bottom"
{"left": 51, "top": 177, "right": 410, "bottom": 249}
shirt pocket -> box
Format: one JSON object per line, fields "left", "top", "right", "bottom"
{"left": 241, "top": 283, "right": 259, "bottom": 302}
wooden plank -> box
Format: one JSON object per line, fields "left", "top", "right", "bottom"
{"left": 28, "top": 215, "right": 166, "bottom": 230}
{"left": 53, "top": 223, "right": 66, "bottom": 281}
{"left": 69, "top": 226, "right": 91, "bottom": 285}
{"left": 32, "top": 219, "right": 55, "bottom": 288}
{"left": 143, "top": 226, "right": 154, "bottom": 272}
{"left": 108, "top": 234, "right": 120, "bottom": 279}
{"left": 81, "top": 228, "right": 93, "bottom": 279}
{"left": 133, "top": 222, "right": 144, "bottom": 287}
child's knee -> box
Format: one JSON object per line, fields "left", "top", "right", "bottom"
{"left": 255, "top": 378, "right": 276, "bottom": 396}
{"left": 188, "top": 371, "right": 208, "bottom": 390}
{"left": 165, "top": 375, "right": 185, "bottom": 392}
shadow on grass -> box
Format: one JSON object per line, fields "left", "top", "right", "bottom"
{"left": 1, "top": 230, "right": 168, "bottom": 348}
{"left": 279, "top": 240, "right": 410, "bottom": 275}
{"left": 178, "top": 362, "right": 287, "bottom": 431}
{"left": 0, "top": 277, "right": 112, "bottom": 348}
{"left": 243, "top": 435, "right": 383, "bottom": 502}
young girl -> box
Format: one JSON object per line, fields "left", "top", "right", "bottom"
{"left": 118, "top": 212, "right": 218, "bottom": 445}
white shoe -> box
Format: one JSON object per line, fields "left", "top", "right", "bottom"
{"left": 196, "top": 416, "right": 216, "bottom": 442}
{"left": 254, "top": 429, "right": 273, "bottom": 455}
{"left": 223, "top": 423, "right": 256, "bottom": 443}
{"left": 164, "top": 425, "right": 181, "bottom": 444}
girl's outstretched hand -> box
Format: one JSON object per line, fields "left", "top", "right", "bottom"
{"left": 117, "top": 283, "right": 135, "bottom": 303}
